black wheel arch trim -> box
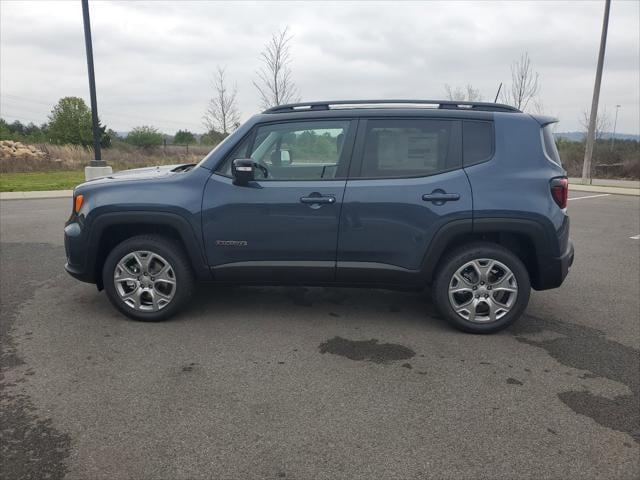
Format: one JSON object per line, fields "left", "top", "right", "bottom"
{"left": 421, "top": 216, "right": 558, "bottom": 283}
{"left": 421, "top": 219, "right": 473, "bottom": 282}
{"left": 86, "top": 211, "right": 211, "bottom": 283}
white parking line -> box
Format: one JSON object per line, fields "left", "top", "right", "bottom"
{"left": 568, "top": 193, "right": 611, "bottom": 201}
{"left": 630, "top": 234, "right": 640, "bottom": 240}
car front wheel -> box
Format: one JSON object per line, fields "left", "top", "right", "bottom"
{"left": 102, "top": 235, "right": 194, "bottom": 321}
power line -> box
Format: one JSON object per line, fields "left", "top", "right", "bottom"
{"left": 0, "top": 112, "right": 45, "bottom": 124}
{"left": 1, "top": 91, "right": 204, "bottom": 131}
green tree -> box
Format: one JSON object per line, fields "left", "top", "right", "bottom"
{"left": 174, "top": 129, "right": 195, "bottom": 145}
{"left": 200, "top": 129, "right": 226, "bottom": 145}
{"left": 0, "top": 118, "right": 49, "bottom": 143}
{"left": 0, "top": 118, "right": 11, "bottom": 140}
{"left": 47, "top": 97, "right": 99, "bottom": 146}
{"left": 127, "top": 126, "right": 164, "bottom": 150}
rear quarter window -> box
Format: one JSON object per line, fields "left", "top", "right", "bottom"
{"left": 463, "top": 120, "right": 494, "bottom": 166}
{"left": 542, "top": 124, "right": 562, "bottom": 166}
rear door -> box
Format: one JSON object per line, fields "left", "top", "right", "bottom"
{"left": 201, "top": 119, "right": 356, "bottom": 282}
{"left": 336, "top": 117, "right": 472, "bottom": 284}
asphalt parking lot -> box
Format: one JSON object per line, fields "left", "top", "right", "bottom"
{"left": 1, "top": 192, "right": 639, "bottom": 480}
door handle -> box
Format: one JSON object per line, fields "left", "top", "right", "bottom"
{"left": 300, "top": 195, "right": 336, "bottom": 204}
{"left": 422, "top": 193, "right": 460, "bottom": 202}
{"left": 422, "top": 191, "right": 460, "bottom": 205}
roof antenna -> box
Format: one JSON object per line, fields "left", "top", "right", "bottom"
{"left": 494, "top": 83, "right": 503, "bottom": 103}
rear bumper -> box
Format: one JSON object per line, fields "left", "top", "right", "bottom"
{"left": 533, "top": 240, "right": 574, "bottom": 290}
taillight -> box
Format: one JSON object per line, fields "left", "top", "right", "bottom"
{"left": 550, "top": 178, "right": 568, "bottom": 210}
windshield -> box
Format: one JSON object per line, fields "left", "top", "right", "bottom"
{"left": 195, "top": 132, "right": 238, "bottom": 169}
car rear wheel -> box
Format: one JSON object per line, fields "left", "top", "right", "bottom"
{"left": 432, "top": 242, "right": 530, "bottom": 333}
{"left": 102, "top": 235, "right": 194, "bottom": 321}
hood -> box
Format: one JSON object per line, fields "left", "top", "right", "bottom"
{"left": 82, "top": 163, "right": 194, "bottom": 185}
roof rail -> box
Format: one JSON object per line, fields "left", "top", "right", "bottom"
{"left": 263, "top": 99, "right": 520, "bottom": 114}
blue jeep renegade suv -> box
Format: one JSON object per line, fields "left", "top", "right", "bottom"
{"left": 64, "top": 100, "right": 574, "bottom": 333}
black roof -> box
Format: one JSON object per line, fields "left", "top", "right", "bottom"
{"left": 263, "top": 99, "right": 520, "bottom": 114}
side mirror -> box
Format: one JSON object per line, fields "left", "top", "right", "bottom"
{"left": 232, "top": 159, "right": 254, "bottom": 185}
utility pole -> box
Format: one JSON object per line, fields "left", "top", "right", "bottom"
{"left": 581, "top": 0, "right": 611, "bottom": 184}
{"left": 610, "top": 104, "right": 620, "bottom": 151}
{"left": 81, "top": 0, "right": 112, "bottom": 180}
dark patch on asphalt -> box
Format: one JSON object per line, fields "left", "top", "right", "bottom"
{"left": 182, "top": 362, "right": 197, "bottom": 372}
{"left": 401, "top": 363, "right": 412, "bottom": 369}
{"left": 0, "top": 243, "right": 72, "bottom": 479}
{"left": 323, "top": 288, "right": 349, "bottom": 305}
{"left": 287, "top": 287, "right": 312, "bottom": 306}
{"left": 318, "top": 336, "right": 415, "bottom": 363}
{"left": 547, "top": 428, "right": 558, "bottom": 435}
{"left": 558, "top": 391, "right": 640, "bottom": 443}
{"left": 512, "top": 314, "right": 640, "bottom": 443}
{"left": 506, "top": 377, "right": 523, "bottom": 385}
{"left": 0, "top": 390, "right": 72, "bottom": 480}
{"left": 328, "top": 312, "right": 340, "bottom": 317}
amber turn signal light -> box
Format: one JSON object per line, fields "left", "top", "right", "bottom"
{"left": 74, "top": 194, "right": 84, "bottom": 213}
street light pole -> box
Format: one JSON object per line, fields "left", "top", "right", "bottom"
{"left": 81, "top": 0, "right": 111, "bottom": 179}
{"left": 581, "top": 0, "right": 611, "bottom": 185}
{"left": 610, "top": 104, "right": 620, "bottom": 152}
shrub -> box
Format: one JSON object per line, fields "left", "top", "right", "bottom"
{"left": 126, "top": 126, "right": 164, "bottom": 150}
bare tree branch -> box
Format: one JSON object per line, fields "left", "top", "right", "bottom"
{"left": 500, "top": 52, "right": 540, "bottom": 111}
{"left": 580, "top": 107, "right": 610, "bottom": 141}
{"left": 203, "top": 66, "right": 240, "bottom": 135}
{"left": 253, "top": 27, "right": 299, "bottom": 109}
{"left": 444, "top": 84, "right": 483, "bottom": 102}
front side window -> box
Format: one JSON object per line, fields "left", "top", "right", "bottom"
{"left": 359, "top": 119, "right": 461, "bottom": 178}
{"left": 216, "top": 120, "right": 352, "bottom": 180}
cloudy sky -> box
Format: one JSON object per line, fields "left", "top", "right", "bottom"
{"left": 1, "top": 0, "right": 638, "bottom": 134}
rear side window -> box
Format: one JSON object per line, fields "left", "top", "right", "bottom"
{"left": 542, "top": 124, "right": 561, "bottom": 166}
{"left": 359, "top": 119, "right": 461, "bottom": 178}
{"left": 463, "top": 120, "right": 494, "bottom": 166}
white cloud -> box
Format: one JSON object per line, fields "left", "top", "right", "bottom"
{"left": 1, "top": 0, "right": 638, "bottom": 134}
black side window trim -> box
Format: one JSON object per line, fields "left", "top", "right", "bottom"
{"left": 462, "top": 120, "right": 495, "bottom": 167}
{"left": 213, "top": 118, "right": 358, "bottom": 181}
{"left": 348, "top": 117, "right": 464, "bottom": 180}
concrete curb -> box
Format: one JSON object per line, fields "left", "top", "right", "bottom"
{"left": 0, "top": 190, "right": 74, "bottom": 200}
{"left": 569, "top": 184, "right": 639, "bottom": 196}
{"left": 1, "top": 182, "right": 638, "bottom": 200}
{"left": 568, "top": 177, "right": 639, "bottom": 189}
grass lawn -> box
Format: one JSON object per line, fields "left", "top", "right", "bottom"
{"left": 0, "top": 171, "right": 86, "bottom": 192}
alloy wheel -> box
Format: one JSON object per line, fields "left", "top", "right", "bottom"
{"left": 448, "top": 258, "right": 518, "bottom": 323}
{"left": 113, "top": 250, "right": 176, "bottom": 312}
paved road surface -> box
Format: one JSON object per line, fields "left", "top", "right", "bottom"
{"left": 1, "top": 193, "right": 638, "bottom": 480}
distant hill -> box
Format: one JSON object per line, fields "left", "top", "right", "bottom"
{"left": 555, "top": 131, "right": 640, "bottom": 142}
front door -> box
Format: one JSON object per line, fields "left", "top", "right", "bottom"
{"left": 202, "top": 119, "right": 356, "bottom": 282}
{"left": 337, "top": 117, "right": 473, "bottom": 284}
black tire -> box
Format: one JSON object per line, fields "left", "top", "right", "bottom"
{"left": 432, "top": 242, "right": 530, "bottom": 334}
{"left": 102, "top": 235, "right": 195, "bottom": 322}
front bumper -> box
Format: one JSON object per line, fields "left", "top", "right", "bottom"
{"left": 533, "top": 240, "right": 574, "bottom": 290}
{"left": 64, "top": 221, "right": 94, "bottom": 284}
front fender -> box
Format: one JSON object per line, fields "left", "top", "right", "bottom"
{"left": 75, "top": 211, "right": 211, "bottom": 285}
